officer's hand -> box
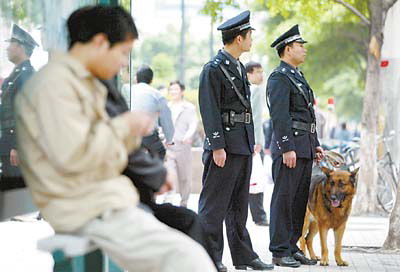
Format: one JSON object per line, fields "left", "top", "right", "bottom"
{"left": 10, "top": 149, "right": 19, "bottom": 166}
{"left": 213, "top": 149, "right": 226, "bottom": 168}
{"left": 283, "top": 151, "right": 296, "bottom": 168}
{"left": 315, "top": 146, "right": 325, "bottom": 162}
{"left": 123, "top": 111, "right": 156, "bottom": 136}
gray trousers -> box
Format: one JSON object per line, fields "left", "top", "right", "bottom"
{"left": 166, "top": 143, "right": 192, "bottom": 206}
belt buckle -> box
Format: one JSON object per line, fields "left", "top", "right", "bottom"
{"left": 245, "top": 113, "right": 251, "bottom": 124}
{"left": 310, "top": 123, "right": 316, "bottom": 133}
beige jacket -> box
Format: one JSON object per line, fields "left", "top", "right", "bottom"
{"left": 15, "top": 53, "right": 140, "bottom": 232}
{"left": 168, "top": 100, "right": 198, "bottom": 144}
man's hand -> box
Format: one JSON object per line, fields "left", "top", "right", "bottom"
{"left": 254, "top": 144, "right": 262, "bottom": 154}
{"left": 10, "top": 149, "right": 19, "bottom": 166}
{"left": 315, "top": 146, "right": 325, "bottom": 162}
{"left": 283, "top": 151, "right": 296, "bottom": 168}
{"left": 123, "top": 111, "right": 156, "bottom": 136}
{"left": 213, "top": 149, "right": 226, "bottom": 168}
{"left": 264, "top": 148, "right": 271, "bottom": 156}
{"left": 182, "top": 137, "right": 192, "bottom": 145}
{"left": 156, "top": 170, "right": 174, "bottom": 195}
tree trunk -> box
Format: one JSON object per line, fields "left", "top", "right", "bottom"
{"left": 383, "top": 179, "right": 400, "bottom": 249}
{"left": 353, "top": 0, "right": 386, "bottom": 214}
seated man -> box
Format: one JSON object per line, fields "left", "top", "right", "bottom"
{"left": 14, "top": 5, "right": 216, "bottom": 272}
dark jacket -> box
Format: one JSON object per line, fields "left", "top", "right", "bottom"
{"left": 267, "top": 61, "right": 320, "bottom": 160}
{"left": 0, "top": 60, "right": 35, "bottom": 155}
{"left": 102, "top": 79, "right": 166, "bottom": 204}
{"left": 198, "top": 49, "right": 255, "bottom": 155}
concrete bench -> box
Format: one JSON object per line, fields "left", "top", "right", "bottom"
{"left": 38, "top": 234, "right": 124, "bottom": 272}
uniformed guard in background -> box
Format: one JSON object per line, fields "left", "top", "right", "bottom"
{"left": 267, "top": 25, "right": 324, "bottom": 267}
{"left": 198, "top": 10, "right": 273, "bottom": 272}
{"left": 0, "top": 24, "right": 38, "bottom": 191}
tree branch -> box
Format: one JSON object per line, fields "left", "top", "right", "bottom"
{"left": 333, "top": 0, "right": 371, "bottom": 26}
{"left": 383, "top": 0, "right": 398, "bottom": 11}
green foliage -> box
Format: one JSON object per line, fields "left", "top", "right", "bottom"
{"left": 150, "top": 53, "right": 176, "bottom": 86}
{"left": 201, "top": 0, "right": 240, "bottom": 22}
{"left": 0, "top": 0, "right": 42, "bottom": 25}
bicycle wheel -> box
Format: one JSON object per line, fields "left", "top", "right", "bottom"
{"left": 377, "top": 162, "right": 397, "bottom": 213}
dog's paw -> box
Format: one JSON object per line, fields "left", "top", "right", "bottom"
{"left": 320, "top": 258, "right": 329, "bottom": 266}
{"left": 311, "top": 256, "right": 321, "bottom": 261}
{"left": 336, "top": 260, "right": 348, "bottom": 266}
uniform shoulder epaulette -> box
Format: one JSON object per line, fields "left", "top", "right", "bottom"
{"left": 274, "top": 67, "right": 289, "bottom": 75}
{"left": 209, "top": 57, "right": 222, "bottom": 68}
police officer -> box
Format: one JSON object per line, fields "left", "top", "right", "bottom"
{"left": 198, "top": 11, "right": 273, "bottom": 272}
{"left": 267, "top": 25, "right": 324, "bottom": 267}
{"left": 0, "top": 24, "right": 38, "bottom": 190}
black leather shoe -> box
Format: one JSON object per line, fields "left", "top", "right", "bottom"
{"left": 235, "top": 258, "right": 274, "bottom": 270}
{"left": 272, "top": 256, "right": 301, "bottom": 268}
{"left": 293, "top": 251, "right": 317, "bottom": 265}
{"left": 255, "top": 220, "right": 269, "bottom": 226}
{"left": 216, "top": 261, "right": 227, "bottom": 272}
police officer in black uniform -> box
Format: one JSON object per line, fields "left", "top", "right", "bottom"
{"left": 198, "top": 11, "right": 273, "bottom": 272}
{"left": 267, "top": 25, "right": 324, "bottom": 267}
{"left": 0, "top": 24, "right": 38, "bottom": 191}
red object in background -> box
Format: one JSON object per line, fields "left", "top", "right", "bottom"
{"left": 381, "top": 60, "right": 389, "bottom": 67}
{"left": 328, "top": 97, "right": 335, "bottom": 105}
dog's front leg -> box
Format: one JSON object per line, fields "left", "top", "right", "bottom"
{"left": 306, "top": 220, "right": 320, "bottom": 261}
{"left": 334, "top": 223, "right": 348, "bottom": 266}
{"left": 318, "top": 225, "right": 329, "bottom": 266}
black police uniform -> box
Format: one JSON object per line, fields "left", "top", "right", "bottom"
{"left": 197, "top": 11, "right": 259, "bottom": 267}
{"left": 267, "top": 25, "right": 320, "bottom": 258}
{"left": 0, "top": 24, "right": 38, "bottom": 191}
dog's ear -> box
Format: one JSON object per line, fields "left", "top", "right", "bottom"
{"left": 350, "top": 168, "right": 359, "bottom": 186}
{"left": 351, "top": 168, "right": 359, "bottom": 177}
{"left": 321, "top": 166, "right": 333, "bottom": 176}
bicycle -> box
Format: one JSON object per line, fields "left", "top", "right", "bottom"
{"left": 376, "top": 132, "right": 399, "bottom": 213}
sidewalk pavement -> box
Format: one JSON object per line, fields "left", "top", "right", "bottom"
{"left": 1, "top": 188, "right": 399, "bottom": 271}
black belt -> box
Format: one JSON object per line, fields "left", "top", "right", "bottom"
{"left": 292, "top": 121, "right": 316, "bottom": 133}
{"left": 222, "top": 111, "right": 252, "bottom": 126}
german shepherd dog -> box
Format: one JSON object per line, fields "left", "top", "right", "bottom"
{"left": 299, "top": 166, "right": 359, "bottom": 266}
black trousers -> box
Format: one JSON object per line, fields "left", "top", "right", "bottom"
{"left": 269, "top": 157, "right": 312, "bottom": 257}
{"left": 249, "top": 193, "right": 267, "bottom": 223}
{"left": 198, "top": 151, "right": 258, "bottom": 265}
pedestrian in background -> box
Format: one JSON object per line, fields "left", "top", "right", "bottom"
{"left": 245, "top": 61, "right": 269, "bottom": 227}
{"left": 165, "top": 80, "right": 198, "bottom": 207}
{"left": 131, "top": 65, "right": 174, "bottom": 159}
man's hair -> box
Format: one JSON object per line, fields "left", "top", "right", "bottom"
{"left": 245, "top": 61, "right": 262, "bottom": 74}
{"left": 136, "top": 65, "right": 153, "bottom": 84}
{"left": 278, "top": 43, "right": 294, "bottom": 58}
{"left": 67, "top": 5, "right": 138, "bottom": 49}
{"left": 222, "top": 29, "right": 251, "bottom": 45}
{"left": 169, "top": 80, "right": 185, "bottom": 91}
